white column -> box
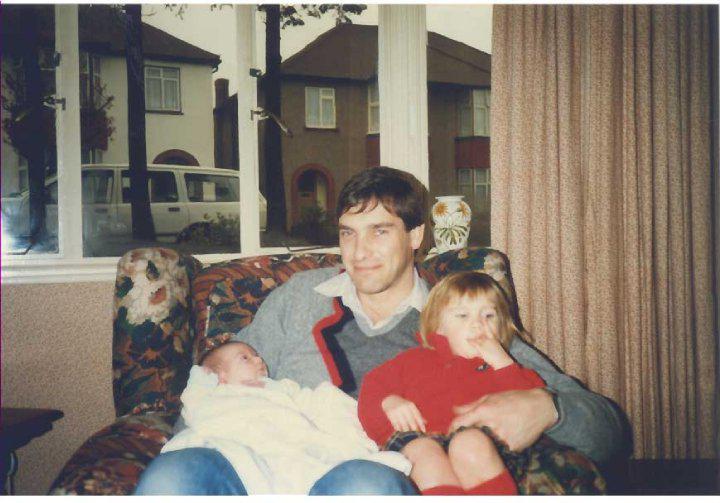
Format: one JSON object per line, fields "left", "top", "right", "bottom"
{"left": 55, "top": 4, "right": 83, "bottom": 258}
{"left": 378, "top": 5, "right": 429, "bottom": 188}
{"left": 235, "top": 5, "right": 261, "bottom": 254}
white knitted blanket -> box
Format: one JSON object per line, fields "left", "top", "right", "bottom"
{"left": 162, "top": 366, "right": 410, "bottom": 494}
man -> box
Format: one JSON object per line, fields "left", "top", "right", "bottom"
{"left": 136, "top": 167, "right": 624, "bottom": 495}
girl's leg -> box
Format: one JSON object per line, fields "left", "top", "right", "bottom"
{"left": 401, "top": 436, "right": 461, "bottom": 493}
{"left": 448, "top": 428, "right": 517, "bottom": 494}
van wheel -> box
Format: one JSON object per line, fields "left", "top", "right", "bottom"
{"left": 177, "top": 222, "right": 211, "bottom": 243}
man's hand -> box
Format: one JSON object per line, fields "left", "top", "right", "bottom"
{"left": 381, "top": 394, "right": 427, "bottom": 433}
{"left": 449, "top": 388, "right": 558, "bottom": 451}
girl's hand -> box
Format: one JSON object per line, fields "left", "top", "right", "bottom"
{"left": 381, "top": 394, "right": 427, "bottom": 433}
{"left": 469, "top": 337, "right": 513, "bottom": 369}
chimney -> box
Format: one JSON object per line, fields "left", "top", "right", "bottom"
{"left": 214, "top": 78, "right": 229, "bottom": 107}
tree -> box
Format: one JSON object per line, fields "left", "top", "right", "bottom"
{"left": 259, "top": 4, "right": 366, "bottom": 234}
{"left": 123, "top": 4, "right": 156, "bottom": 240}
{"left": 1, "top": 5, "right": 116, "bottom": 250}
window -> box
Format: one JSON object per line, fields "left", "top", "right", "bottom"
{"left": 3, "top": 5, "right": 461, "bottom": 282}
{"left": 81, "top": 149, "right": 103, "bottom": 164}
{"left": 457, "top": 167, "right": 491, "bottom": 245}
{"left": 458, "top": 167, "right": 490, "bottom": 211}
{"left": 458, "top": 89, "right": 491, "bottom": 137}
{"left": 368, "top": 81, "right": 379, "bottom": 134}
{"left": 145, "top": 66, "right": 181, "bottom": 112}
{"left": 185, "top": 174, "right": 239, "bottom": 203}
{"left": 121, "top": 171, "right": 179, "bottom": 203}
{"left": 82, "top": 170, "right": 113, "bottom": 204}
{"left": 305, "top": 87, "right": 336, "bottom": 128}
{"left": 79, "top": 52, "right": 101, "bottom": 108}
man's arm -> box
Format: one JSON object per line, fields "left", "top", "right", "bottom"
{"left": 450, "top": 337, "right": 627, "bottom": 464}
{"left": 508, "top": 337, "right": 627, "bottom": 464}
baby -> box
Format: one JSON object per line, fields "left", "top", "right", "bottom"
{"left": 162, "top": 341, "right": 410, "bottom": 494}
{"left": 200, "top": 339, "right": 269, "bottom": 386}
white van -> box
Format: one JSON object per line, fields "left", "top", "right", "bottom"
{"left": 1, "top": 164, "right": 267, "bottom": 243}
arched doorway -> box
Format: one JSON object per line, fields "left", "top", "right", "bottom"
{"left": 291, "top": 164, "right": 335, "bottom": 226}
{"left": 153, "top": 149, "right": 200, "bottom": 166}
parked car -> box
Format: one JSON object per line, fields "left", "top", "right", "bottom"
{"left": 1, "top": 164, "right": 267, "bottom": 245}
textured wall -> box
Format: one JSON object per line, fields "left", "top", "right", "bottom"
{"left": 1, "top": 281, "right": 116, "bottom": 495}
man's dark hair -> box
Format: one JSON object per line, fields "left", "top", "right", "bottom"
{"left": 336, "top": 166, "right": 426, "bottom": 230}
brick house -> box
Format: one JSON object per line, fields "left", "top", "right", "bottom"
{"left": 214, "top": 23, "right": 491, "bottom": 242}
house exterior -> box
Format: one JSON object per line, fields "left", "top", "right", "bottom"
{"left": 214, "top": 23, "right": 491, "bottom": 242}
{"left": 1, "top": 5, "right": 220, "bottom": 196}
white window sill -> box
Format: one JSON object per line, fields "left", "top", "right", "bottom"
{"left": 1, "top": 246, "right": 341, "bottom": 285}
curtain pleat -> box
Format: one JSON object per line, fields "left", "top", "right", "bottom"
{"left": 491, "top": 4, "right": 716, "bottom": 459}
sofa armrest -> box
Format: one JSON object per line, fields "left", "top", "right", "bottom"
{"left": 113, "top": 248, "right": 202, "bottom": 417}
{"left": 49, "top": 412, "right": 176, "bottom": 495}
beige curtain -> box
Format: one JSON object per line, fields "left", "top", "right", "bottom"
{"left": 491, "top": 4, "right": 716, "bottom": 459}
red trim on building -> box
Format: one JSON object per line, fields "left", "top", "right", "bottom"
{"left": 366, "top": 134, "right": 380, "bottom": 167}
{"left": 311, "top": 297, "right": 346, "bottom": 387}
{"left": 455, "top": 136, "right": 490, "bottom": 169}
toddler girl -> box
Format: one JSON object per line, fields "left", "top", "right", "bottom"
{"left": 358, "top": 271, "right": 546, "bottom": 495}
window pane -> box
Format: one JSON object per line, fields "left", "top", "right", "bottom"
{"left": 148, "top": 171, "right": 178, "bottom": 202}
{"left": 146, "top": 77, "right": 162, "bottom": 109}
{"left": 163, "top": 78, "right": 179, "bottom": 110}
{"left": 162, "top": 67, "right": 179, "bottom": 79}
{"left": 369, "top": 81, "right": 379, "bottom": 102}
{"left": 185, "top": 174, "right": 239, "bottom": 202}
{"left": 369, "top": 105, "right": 379, "bottom": 133}
{"left": 260, "top": 6, "right": 373, "bottom": 248}
{"left": 305, "top": 87, "right": 320, "bottom": 126}
{"left": 321, "top": 96, "right": 335, "bottom": 126}
{"left": 78, "top": 5, "right": 243, "bottom": 257}
{"left": 82, "top": 170, "right": 113, "bottom": 204}
{"left": 1, "top": 4, "right": 59, "bottom": 255}
{"left": 427, "top": 4, "right": 492, "bottom": 247}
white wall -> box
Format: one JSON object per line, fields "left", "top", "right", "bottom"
{"left": 99, "top": 56, "right": 215, "bottom": 166}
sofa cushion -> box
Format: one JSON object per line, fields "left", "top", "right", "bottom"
{"left": 191, "top": 253, "right": 343, "bottom": 362}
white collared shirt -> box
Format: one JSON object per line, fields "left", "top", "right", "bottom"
{"left": 314, "top": 268, "right": 428, "bottom": 333}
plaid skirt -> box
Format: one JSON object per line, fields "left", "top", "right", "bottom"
{"left": 384, "top": 426, "right": 607, "bottom": 495}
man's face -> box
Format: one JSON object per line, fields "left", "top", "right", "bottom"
{"left": 209, "top": 343, "right": 268, "bottom": 385}
{"left": 338, "top": 201, "right": 424, "bottom": 300}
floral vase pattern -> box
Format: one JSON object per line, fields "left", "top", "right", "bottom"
{"left": 431, "top": 195, "right": 472, "bottom": 253}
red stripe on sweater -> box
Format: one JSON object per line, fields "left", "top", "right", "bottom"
{"left": 311, "top": 297, "right": 346, "bottom": 387}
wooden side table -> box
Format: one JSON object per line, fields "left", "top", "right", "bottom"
{"left": 0, "top": 408, "right": 64, "bottom": 495}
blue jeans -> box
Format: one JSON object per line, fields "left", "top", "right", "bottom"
{"left": 134, "top": 448, "right": 418, "bottom": 495}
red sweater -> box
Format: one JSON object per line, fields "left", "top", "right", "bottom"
{"left": 358, "top": 332, "right": 546, "bottom": 446}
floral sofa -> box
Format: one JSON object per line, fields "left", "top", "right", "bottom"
{"left": 49, "top": 246, "right": 606, "bottom": 495}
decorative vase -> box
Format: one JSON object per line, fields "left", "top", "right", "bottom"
{"left": 431, "top": 195, "right": 472, "bottom": 253}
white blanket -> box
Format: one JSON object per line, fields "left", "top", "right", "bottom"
{"left": 162, "top": 366, "right": 410, "bottom": 494}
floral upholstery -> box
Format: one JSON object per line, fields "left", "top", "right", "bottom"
{"left": 49, "top": 246, "right": 605, "bottom": 495}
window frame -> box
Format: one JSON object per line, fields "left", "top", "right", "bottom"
{"left": 457, "top": 88, "right": 491, "bottom": 137}
{"left": 144, "top": 64, "right": 182, "bottom": 113}
{"left": 457, "top": 167, "right": 491, "bottom": 213}
{"left": 305, "top": 86, "right": 336, "bottom": 129}
{"left": 2, "top": 5, "right": 436, "bottom": 284}
{"left": 367, "top": 80, "right": 380, "bottom": 134}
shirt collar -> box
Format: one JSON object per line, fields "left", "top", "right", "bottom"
{"left": 314, "top": 268, "right": 428, "bottom": 330}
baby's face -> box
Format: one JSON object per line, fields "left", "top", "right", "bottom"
{"left": 212, "top": 343, "right": 268, "bottom": 385}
